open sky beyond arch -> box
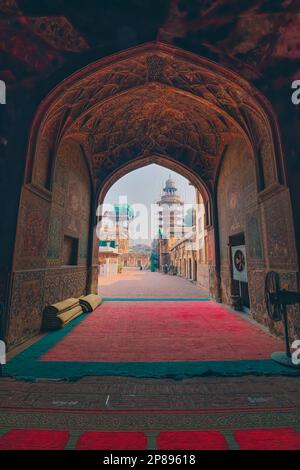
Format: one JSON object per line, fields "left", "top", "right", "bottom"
{"left": 104, "top": 164, "right": 196, "bottom": 208}
{"left": 103, "top": 165, "right": 197, "bottom": 245}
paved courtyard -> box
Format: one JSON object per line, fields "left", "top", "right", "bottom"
{"left": 99, "top": 268, "right": 209, "bottom": 298}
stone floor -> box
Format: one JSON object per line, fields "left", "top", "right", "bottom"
{"left": 1, "top": 270, "right": 300, "bottom": 447}
{"left": 98, "top": 268, "right": 209, "bottom": 298}
{"left": 1, "top": 375, "right": 300, "bottom": 412}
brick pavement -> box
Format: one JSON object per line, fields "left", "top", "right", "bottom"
{"left": 99, "top": 268, "right": 209, "bottom": 298}
{"left": 0, "top": 376, "right": 300, "bottom": 412}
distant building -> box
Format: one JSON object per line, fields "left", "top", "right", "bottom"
{"left": 156, "top": 176, "right": 184, "bottom": 269}
{"left": 122, "top": 243, "right": 151, "bottom": 269}
{"left": 98, "top": 204, "right": 134, "bottom": 276}
{"left": 169, "top": 189, "right": 209, "bottom": 290}
{"left": 98, "top": 239, "right": 119, "bottom": 277}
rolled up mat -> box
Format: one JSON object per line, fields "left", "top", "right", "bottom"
{"left": 43, "top": 305, "right": 83, "bottom": 330}
{"left": 79, "top": 294, "right": 102, "bottom": 313}
{"left": 43, "top": 298, "right": 79, "bottom": 316}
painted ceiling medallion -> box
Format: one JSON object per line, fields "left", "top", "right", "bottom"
{"left": 26, "top": 16, "right": 90, "bottom": 53}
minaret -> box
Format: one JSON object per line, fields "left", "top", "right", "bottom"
{"left": 157, "top": 176, "right": 184, "bottom": 268}
{"left": 159, "top": 175, "right": 183, "bottom": 206}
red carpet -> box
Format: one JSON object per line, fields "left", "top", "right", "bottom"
{"left": 41, "top": 301, "right": 283, "bottom": 362}
{"left": 76, "top": 432, "right": 147, "bottom": 450}
{"left": 157, "top": 431, "right": 229, "bottom": 450}
{"left": 234, "top": 428, "right": 300, "bottom": 450}
{"left": 0, "top": 429, "right": 69, "bottom": 450}
{"left": 1, "top": 427, "right": 300, "bottom": 449}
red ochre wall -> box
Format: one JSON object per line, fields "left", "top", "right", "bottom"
{"left": 217, "top": 137, "right": 299, "bottom": 339}
{"left": 6, "top": 139, "right": 93, "bottom": 348}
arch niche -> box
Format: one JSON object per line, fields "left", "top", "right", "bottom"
{"left": 7, "top": 42, "right": 298, "bottom": 348}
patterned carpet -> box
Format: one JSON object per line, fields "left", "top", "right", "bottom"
{"left": 1, "top": 407, "right": 300, "bottom": 449}
{"left": 41, "top": 301, "right": 283, "bottom": 362}
{"left": 5, "top": 300, "right": 300, "bottom": 380}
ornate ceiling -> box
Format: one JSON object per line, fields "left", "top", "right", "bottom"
{"left": 28, "top": 43, "right": 281, "bottom": 192}
{"left": 66, "top": 83, "right": 238, "bottom": 180}
{"left": 1, "top": 0, "right": 299, "bottom": 94}
{"left": 2, "top": 1, "right": 299, "bottom": 187}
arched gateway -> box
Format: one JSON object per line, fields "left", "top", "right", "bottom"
{"left": 6, "top": 42, "right": 298, "bottom": 348}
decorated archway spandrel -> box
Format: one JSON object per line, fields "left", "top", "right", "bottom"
{"left": 28, "top": 43, "right": 283, "bottom": 193}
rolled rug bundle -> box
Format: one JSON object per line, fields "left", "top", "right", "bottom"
{"left": 79, "top": 294, "right": 102, "bottom": 313}
{"left": 43, "top": 298, "right": 79, "bottom": 316}
{"left": 43, "top": 298, "right": 83, "bottom": 331}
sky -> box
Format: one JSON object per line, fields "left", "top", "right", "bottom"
{"left": 103, "top": 164, "right": 197, "bottom": 246}
{"left": 104, "top": 164, "right": 196, "bottom": 207}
